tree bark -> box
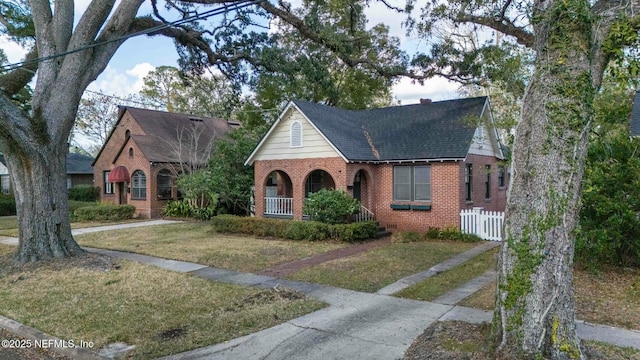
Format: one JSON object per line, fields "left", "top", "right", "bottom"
{"left": 6, "top": 144, "right": 84, "bottom": 262}
{"left": 494, "top": 0, "right": 596, "bottom": 358}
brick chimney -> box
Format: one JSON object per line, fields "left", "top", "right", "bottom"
{"left": 419, "top": 98, "right": 432, "bottom": 104}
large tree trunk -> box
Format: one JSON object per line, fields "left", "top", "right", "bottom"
{"left": 5, "top": 142, "right": 84, "bottom": 262}
{"left": 494, "top": 0, "right": 596, "bottom": 358}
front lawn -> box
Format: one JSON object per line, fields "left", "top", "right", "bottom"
{"left": 0, "top": 244, "right": 325, "bottom": 359}
{"left": 75, "top": 222, "right": 347, "bottom": 273}
{"left": 286, "top": 241, "right": 478, "bottom": 292}
{"left": 0, "top": 215, "right": 144, "bottom": 237}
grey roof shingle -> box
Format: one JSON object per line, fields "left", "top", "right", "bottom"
{"left": 292, "top": 97, "right": 487, "bottom": 161}
{"left": 93, "top": 107, "right": 239, "bottom": 165}
{"left": 630, "top": 91, "right": 640, "bottom": 137}
{"left": 66, "top": 153, "right": 94, "bottom": 174}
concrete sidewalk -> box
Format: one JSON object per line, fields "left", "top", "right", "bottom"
{"left": 0, "top": 219, "right": 181, "bottom": 246}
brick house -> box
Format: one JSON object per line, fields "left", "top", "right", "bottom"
{"left": 245, "top": 97, "right": 508, "bottom": 232}
{"left": 93, "top": 106, "right": 238, "bottom": 218}
{"left": 1, "top": 152, "right": 94, "bottom": 195}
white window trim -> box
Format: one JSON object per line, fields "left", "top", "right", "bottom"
{"left": 290, "top": 121, "right": 303, "bottom": 148}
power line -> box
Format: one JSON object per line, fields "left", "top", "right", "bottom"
{"left": 1, "top": 0, "right": 261, "bottom": 72}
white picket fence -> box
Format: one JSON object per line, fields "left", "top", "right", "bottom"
{"left": 460, "top": 208, "right": 505, "bottom": 241}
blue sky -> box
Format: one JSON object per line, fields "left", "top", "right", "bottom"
{"left": 2, "top": 1, "right": 461, "bottom": 105}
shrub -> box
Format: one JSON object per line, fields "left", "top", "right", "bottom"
{"left": 303, "top": 189, "right": 360, "bottom": 224}
{"left": 74, "top": 204, "right": 135, "bottom": 221}
{"left": 0, "top": 194, "right": 16, "bottom": 216}
{"left": 162, "top": 199, "right": 217, "bottom": 220}
{"left": 68, "top": 200, "right": 97, "bottom": 220}
{"left": 211, "top": 215, "right": 377, "bottom": 242}
{"left": 393, "top": 227, "right": 481, "bottom": 243}
{"left": 68, "top": 185, "right": 100, "bottom": 202}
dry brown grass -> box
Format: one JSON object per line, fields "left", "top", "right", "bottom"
{"left": 287, "top": 240, "right": 477, "bottom": 292}
{"left": 459, "top": 267, "right": 640, "bottom": 331}
{"left": 75, "top": 222, "right": 346, "bottom": 273}
{"left": 0, "top": 244, "right": 325, "bottom": 359}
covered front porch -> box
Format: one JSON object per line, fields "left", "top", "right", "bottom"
{"left": 261, "top": 168, "right": 374, "bottom": 222}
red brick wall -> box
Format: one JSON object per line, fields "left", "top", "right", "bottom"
{"left": 253, "top": 156, "right": 507, "bottom": 232}
{"left": 370, "top": 162, "right": 463, "bottom": 232}
{"left": 254, "top": 157, "right": 348, "bottom": 219}
{"left": 460, "top": 154, "right": 507, "bottom": 212}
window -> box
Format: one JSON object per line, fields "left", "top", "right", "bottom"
{"left": 485, "top": 165, "right": 491, "bottom": 199}
{"left": 103, "top": 171, "right": 114, "bottom": 194}
{"left": 290, "top": 121, "right": 302, "bottom": 147}
{"left": 393, "top": 165, "right": 431, "bottom": 201}
{"left": 157, "top": 170, "right": 172, "bottom": 200}
{"left": 498, "top": 165, "right": 506, "bottom": 187}
{"left": 128, "top": 147, "right": 134, "bottom": 158}
{"left": 465, "top": 164, "right": 473, "bottom": 201}
{"left": 131, "top": 170, "right": 146, "bottom": 199}
{"left": 1, "top": 175, "right": 9, "bottom": 195}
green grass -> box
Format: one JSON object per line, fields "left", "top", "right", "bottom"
{"left": 286, "top": 241, "right": 477, "bottom": 292}
{"left": 0, "top": 244, "right": 325, "bottom": 359}
{"left": 75, "top": 222, "right": 347, "bottom": 273}
{"left": 396, "top": 248, "right": 498, "bottom": 301}
{"left": 0, "top": 215, "right": 143, "bottom": 237}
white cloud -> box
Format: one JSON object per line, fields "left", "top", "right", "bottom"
{"left": 87, "top": 63, "right": 155, "bottom": 97}
{"left": 0, "top": 36, "right": 28, "bottom": 63}
{"left": 392, "top": 76, "right": 461, "bottom": 105}
{"left": 126, "top": 62, "right": 155, "bottom": 93}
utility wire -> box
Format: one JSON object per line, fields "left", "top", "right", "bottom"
{"left": 1, "top": 0, "right": 261, "bottom": 72}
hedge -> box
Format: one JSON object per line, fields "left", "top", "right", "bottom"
{"left": 211, "top": 215, "right": 378, "bottom": 242}
{"left": 74, "top": 204, "right": 135, "bottom": 221}
{"left": 392, "top": 227, "right": 482, "bottom": 243}
{"left": 0, "top": 195, "right": 16, "bottom": 216}
{"left": 68, "top": 185, "right": 100, "bottom": 202}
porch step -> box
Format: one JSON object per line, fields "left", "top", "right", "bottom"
{"left": 375, "top": 224, "right": 392, "bottom": 239}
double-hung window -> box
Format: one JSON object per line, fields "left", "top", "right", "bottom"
{"left": 393, "top": 165, "right": 431, "bottom": 201}
{"left": 103, "top": 171, "right": 114, "bottom": 194}
{"left": 131, "top": 170, "right": 146, "bottom": 200}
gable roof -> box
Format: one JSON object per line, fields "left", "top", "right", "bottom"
{"left": 66, "top": 153, "right": 94, "bottom": 174}
{"left": 630, "top": 91, "right": 640, "bottom": 137}
{"left": 247, "top": 96, "right": 491, "bottom": 165}
{"left": 93, "top": 107, "right": 240, "bottom": 165}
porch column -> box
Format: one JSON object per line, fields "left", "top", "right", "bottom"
{"left": 292, "top": 179, "right": 305, "bottom": 220}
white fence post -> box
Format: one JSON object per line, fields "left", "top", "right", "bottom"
{"left": 460, "top": 208, "right": 504, "bottom": 241}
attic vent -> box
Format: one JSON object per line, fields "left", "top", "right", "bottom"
{"left": 290, "top": 121, "right": 303, "bottom": 147}
{"left": 189, "top": 117, "right": 204, "bottom": 122}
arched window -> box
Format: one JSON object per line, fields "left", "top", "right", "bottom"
{"left": 131, "top": 170, "right": 146, "bottom": 200}
{"left": 125, "top": 130, "right": 131, "bottom": 139}
{"left": 157, "top": 169, "right": 172, "bottom": 200}
{"left": 128, "top": 147, "right": 134, "bottom": 158}
{"left": 290, "top": 121, "right": 302, "bottom": 147}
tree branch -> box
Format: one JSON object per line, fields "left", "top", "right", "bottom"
{"left": 455, "top": 14, "right": 534, "bottom": 47}
{"left": 52, "top": 0, "right": 73, "bottom": 53}
{"left": 0, "top": 47, "right": 38, "bottom": 97}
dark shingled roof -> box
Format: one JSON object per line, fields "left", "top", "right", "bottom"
{"left": 630, "top": 91, "right": 640, "bottom": 137}
{"left": 95, "top": 107, "right": 238, "bottom": 165}
{"left": 66, "top": 153, "right": 94, "bottom": 174}
{"left": 292, "top": 96, "right": 487, "bottom": 161}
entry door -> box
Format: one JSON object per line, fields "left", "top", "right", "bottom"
{"left": 119, "top": 183, "right": 127, "bottom": 205}
{"left": 353, "top": 174, "right": 362, "bottom": 201}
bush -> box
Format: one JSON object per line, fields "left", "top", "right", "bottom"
{"left": 0, "top": 194, "right": 16, "bottom": 216}
{"left": 162, "top": 199, "right": 217, "bottom": 220}
{"left": 303, "top": 189, "right": 360, "bottom": 224}
{"left": 393, "top": 227, "right": 481, "bottom": 243}
{"left": 74, "top": 204, "right": 135, "bottom": 221}
{"left": 210, "top": 215, "right": 377, "bottom": 242}
{"left": 68, "top": 185, "right": 100, "bottom": 202}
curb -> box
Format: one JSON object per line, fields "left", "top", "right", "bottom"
{"left": 0, "top": 315, "right": 109, "bottom": 360}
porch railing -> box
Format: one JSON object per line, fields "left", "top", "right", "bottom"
{"left": 353, "top": 204, "right": 375, "bottom": 222}
{"left": 265, "top": 197, "right": 293, "bottom": 216}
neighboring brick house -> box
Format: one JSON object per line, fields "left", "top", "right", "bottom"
{"left": 93, "top": 107, "right": 238, "bottom": 218}
{"left": 66, "top": 153, "right": 94, "bottom": 188}
{"left": 245, "top": 97, "right": 508, "bottom": 232}
{"left": 1, "top": 152, "right": 94, "bottom": 195}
